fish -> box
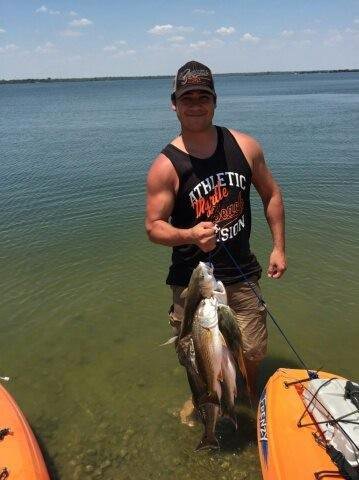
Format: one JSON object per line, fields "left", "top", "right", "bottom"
{"left": 220, "top": 343, "right": 238, "bottom": 430}
{"left": 162, "top": 262, "right": 223, "bottom": 346}
{"left": 164, "top": 262, "right": 245, "bottom": 450}
{"left": 178, "top": 262, "right": 217, "bottom": 340}
{"left": 176, "top": 333, "right": 220, "bottom": 450}
{"left": 191, "top": 297, "right": 223, "bottom": 450}
{"left": 218, "top": 304, "right": 249, "bottom": 399}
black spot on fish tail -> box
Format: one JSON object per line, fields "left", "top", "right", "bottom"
{"left": 195, "top": 434, "right": 220, "bottom": 452}
{"left": 198, "top": 391, "right": 220, "bottom": 406}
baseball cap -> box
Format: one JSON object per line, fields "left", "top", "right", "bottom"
{"left": 171, "top": 60, "right": 216, "bottom": 101}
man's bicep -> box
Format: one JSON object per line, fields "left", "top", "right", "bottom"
{"left": 146, "top": 187, "right": 175, "bottom": 223}
{"left": 252, "top": 153, "right": 280, "bottom": 203}
{"left": 146, "top": 157, "right": 176, "bottom": 224}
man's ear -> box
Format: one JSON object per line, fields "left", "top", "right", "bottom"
{"left": 171, "top": 93, "right": 177, "bottom": 111}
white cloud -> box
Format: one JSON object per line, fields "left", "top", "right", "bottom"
{"left": 176, "top": 26, "right": 194, "bottom": 33}
{"left": 303, "top": 28, "right": 316, "bottom": 35}
{"left": 189, "top": 38, "right": 224, "bottom": 49}
{"left": 112, "top": 49, "right": 136, "bottom": 58}
{"left": 69, "top": 18, "right": 93, "bottom": 28}
{"left": 216, "top": 26, "right": 235, "bottom": 36}
{"left": 148, "top": 24, "right": 194, "bottom": 35}
{"left": 293, "top": 39, "right": 312, "bottom": 47}
{"left": 60, "top": 29, "right": 82, "bottom": 37}
{"left": 35, "top": 41, "right": 56, "bottom": 54}
{"left": 240, "top": 32, "right": 260, "bottom": 43}
{"left": 167, "top": 36, "right": 185, "bottom": 43}
{"left": 354, "top": 19, "right": 359, "bottom": 25}
{"left": 148, "top": 24, "right": 173, "bottom": 35}
{"left": 103, "top": 45, "right": 117, "bottom": 52}
{"left": 69, "top": 11, "right": 78, "bottom": 17}
{"left": 0, "top": 28, "right": 6, "bottom": 34}
{"left": 103, "top": 40, "right": 127, "bottom": 51}
{"left": 146, "top": 44, "right": 166, "bottom": 52}
{"left": 0, "top": 43, "right": 18, "bottom": 53}
{"left": 281, "top": 29, "right": 294, "bottom": 37}
{"left": 324, "top": 33, "right": 343, "bottom": 46}
{"left": 193, "top": 9, "right": 215, "bottom": 15}
{"left": 36, "top": 5, "right": 48, "bottom": 13}
{"left": 35, "top": 5, "right": 60, "bottom": 15}
{"left": 344, "top": 27, "right": 359, "bottom": 36}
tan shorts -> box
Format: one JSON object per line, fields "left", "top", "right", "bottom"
{"left": 169, "top": 278, "right": 267, "bottom": 362}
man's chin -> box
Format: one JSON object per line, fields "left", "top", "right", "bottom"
{"left": 182, "top": 121, "right": 213, "bottom": 133}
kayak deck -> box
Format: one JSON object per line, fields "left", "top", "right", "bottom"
{"left": 0, "top": 383, "right": 50, "bottom": 480}
{"left": 257, "top": 368, "right": 346, "bottom": 480}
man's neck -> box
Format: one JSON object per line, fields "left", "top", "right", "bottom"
{"left": 179, "top": 125, "right": 217, "bottom": 158}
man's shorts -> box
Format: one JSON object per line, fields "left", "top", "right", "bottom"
{"left": 169, "top": 277, "right": 267, "bottom": 362}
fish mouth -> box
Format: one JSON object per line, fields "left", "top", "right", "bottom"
{"left": 198, "top": 262, "right": 216, "bottom": 297}
{"left": 199, "top": 261, "right": 214, "bottom": 274}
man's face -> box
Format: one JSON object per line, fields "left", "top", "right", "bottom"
{"left": 173, "top": 90, "right": 215, "bottom": 132}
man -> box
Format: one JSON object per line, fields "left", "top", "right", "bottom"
{"left": 145, "top": 60, "right": 286, "bottom": 407}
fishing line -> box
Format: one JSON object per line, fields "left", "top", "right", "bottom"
{"left": 213, "top": 237, "right": 311, "bottom": 374}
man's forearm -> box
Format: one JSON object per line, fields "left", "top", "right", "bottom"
{"left": 263, "top": 192, "right": 285, "bottom": 252}
{"left": 146, "top": 219, "right": 193, "bottom": 247}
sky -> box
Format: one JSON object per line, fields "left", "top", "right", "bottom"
{"left": 1, "top": 0, "right": 359, "bottom": 79}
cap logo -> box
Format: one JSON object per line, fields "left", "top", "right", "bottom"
{"left": 179, "top": 68, "right": 211, "bottom": 86}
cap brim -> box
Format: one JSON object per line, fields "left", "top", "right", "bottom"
{"left": 175, "top": 85, "right": 216, "bottom": 99}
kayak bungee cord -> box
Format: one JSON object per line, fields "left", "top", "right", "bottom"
{"left": 298, "top": 378, "right": 359, "bottom": 452}
{"left": 208, "top": 235, "right": 312, "bottom": 376}
{"left": 0, "top": 468, "right": 9, "bottom": 480}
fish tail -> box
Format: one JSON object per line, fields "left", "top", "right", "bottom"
{"left": 159, "top": 335, "right": 178, "bottom": 346}
{"left": 195, "top": 434, "right": 220, "bottom": 452}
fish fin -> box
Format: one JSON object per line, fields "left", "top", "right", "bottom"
{"left": 213, "top": 280, "right": 227, "bottom": 305}
{"left": 198, "top": 391, "right": 220, "bottom": 406}
{"left": 237, "top": 347, "right": 249, "bottom": 393}
{"left": 159, "top": 336, "right": 178, "bottom": 346}
{"left": 218, "top": 305, "right": 242, "bottom": 353}
{"left": 180, "top": 288, "right": 188, "bottom": 299}
{"left": 195, "top": 434, "right": 220, "bottom": 452}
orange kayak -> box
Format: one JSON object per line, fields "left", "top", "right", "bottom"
{"left": 0, "top": 383, "right": 50, "bottom": 479}
{"left": 257, "top": 368, "right": 351, "bottom": 480}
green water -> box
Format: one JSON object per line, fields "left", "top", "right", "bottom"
{"left": 0, "top": 73, "right": 358, "bottom": 479}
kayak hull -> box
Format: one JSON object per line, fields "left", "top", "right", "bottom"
{"left": 0, "top": 383, "right": 50, "bottom": 479}
{"left": 257, "top": 368, "right": 346, "bottom": 480}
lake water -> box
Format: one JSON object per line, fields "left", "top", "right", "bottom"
{"left": 0, "top": 72, "right": 358, "bottom": 479}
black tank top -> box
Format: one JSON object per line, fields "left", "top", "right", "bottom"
{"left": 162, "top": 126, "right": 262, "bottom": 286}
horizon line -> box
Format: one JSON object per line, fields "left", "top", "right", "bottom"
{"left": 1, "top": 68, "right": 358, "bottom": 84}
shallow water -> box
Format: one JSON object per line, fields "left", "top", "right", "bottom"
{"left": 0, "top": 72, "right": 358, "bottom": 479}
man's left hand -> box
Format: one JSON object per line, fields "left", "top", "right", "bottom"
{"left": 267, "top": 249, "right": 287, "bottom": 279}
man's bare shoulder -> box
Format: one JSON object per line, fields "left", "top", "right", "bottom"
{"left": 147, "top": 152, "right": 178, "bottom": 191}
{"left": 228, "top": 129, "right": 263, "bottom": 169}
{"left": 169, "top": 134, "right": 182, "bottom": 149}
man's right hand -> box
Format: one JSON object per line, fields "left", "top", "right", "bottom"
{"left": 190, "top": 222, "right": 217, "bottom": 252}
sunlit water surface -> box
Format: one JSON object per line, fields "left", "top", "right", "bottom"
{"left": 0, "top": 72, "right": 358, "bottom": 479}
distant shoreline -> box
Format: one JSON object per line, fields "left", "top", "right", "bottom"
{"left": 1, "top": 69, "right": 358, "bottom": 85}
